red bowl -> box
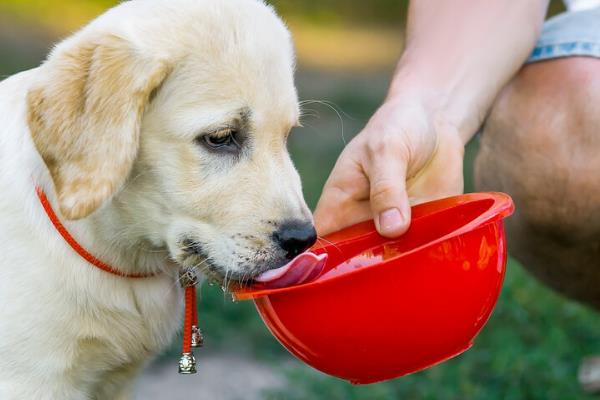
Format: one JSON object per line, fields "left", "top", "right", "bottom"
{"left": 235, "top": 192, "right": 514, "bottom": 384}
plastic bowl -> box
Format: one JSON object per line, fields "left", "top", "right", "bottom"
{"left": 234, "top": 192, "right": 514, "bottom": 384}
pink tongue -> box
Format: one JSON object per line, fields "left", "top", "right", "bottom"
{"left": 255, "top": 252, "right": 327, "bottom": 289}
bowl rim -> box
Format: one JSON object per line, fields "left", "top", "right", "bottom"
{"left": 234, "top": 192, "right": 514, "bottom": 300}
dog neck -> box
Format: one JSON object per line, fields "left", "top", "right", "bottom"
{"left": 87, "top": 202, "right": 174, "bottom": 277}
{"left": 36, "top": 187, "right": 160, "bottom": 278}
{"left": 36, "top": 184, "right": 173, "bottom": 277}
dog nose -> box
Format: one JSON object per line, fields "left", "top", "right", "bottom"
{"left": 273, "top": 220, "right": 317, "bottom": 258}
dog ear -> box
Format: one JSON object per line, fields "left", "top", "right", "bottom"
{"left": 27, "top": 34, "right": 171, "bottom": 220}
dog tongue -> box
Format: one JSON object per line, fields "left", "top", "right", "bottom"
{"left": 255, "top": 252, "right": 327, "bottom": 289}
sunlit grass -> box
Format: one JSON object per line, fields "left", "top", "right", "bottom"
{"left": 0, "top": 1, "right": 404, "bottom": 71}
{"left": 0, "top": 0, "right": 116, "bottom": 33}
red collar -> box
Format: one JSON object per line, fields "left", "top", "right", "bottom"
{"left": 35, "top": 187, "right": 155, "bottom": 279}
{"left": 35, "top": 186, "right": 202, "bottom": 373}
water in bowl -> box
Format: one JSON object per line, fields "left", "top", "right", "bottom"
{"left": 320, "top": 242, "right": 403, "bottom": 279}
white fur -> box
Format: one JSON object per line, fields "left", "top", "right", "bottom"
{"left": 0, "top": 1, "right": 309, "bottom": 398}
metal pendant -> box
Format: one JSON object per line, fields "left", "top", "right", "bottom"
{"left": 191, "top": 325, "right": 204, "bottom": 348}
{"left": 178, "top": 352, "right": 197, "bottom": 374}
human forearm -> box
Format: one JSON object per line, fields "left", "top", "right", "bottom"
{"left": 315, "top": 0, "right": 550, "bottom": 237}
{"left": 389, "top": 0, "right": 549, "bottom": 143}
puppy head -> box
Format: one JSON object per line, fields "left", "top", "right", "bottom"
{"left": 28, "top": 0, "right": 315, "bottom": 283}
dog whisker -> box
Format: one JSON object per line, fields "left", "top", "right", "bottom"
{"left": 299, "top": 99, "right": 354, "bottom": 146}
{"left": 316, "top": 235, "right": 342, "bottom": 253}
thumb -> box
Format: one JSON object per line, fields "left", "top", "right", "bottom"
{"left": 366, "top": 150, "right": 412, "bottom": 238}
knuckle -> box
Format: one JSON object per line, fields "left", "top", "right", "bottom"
{"left": 366, "top": 133, "right": 407, "bottom": 158}
{"left": 366, "top": 136, "right": 387, "bottom": 155}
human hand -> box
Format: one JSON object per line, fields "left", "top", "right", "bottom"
{"left": 313, "top": 0, "right": 547, "bottom": 239}
{"left": 314, "top": 96, "right": 466, "bottom": 238}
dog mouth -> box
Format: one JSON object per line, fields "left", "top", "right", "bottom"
{"left": 177, "top": 238, "right": 326, "bottom": 288}
{"left": 253, "top": 252, "right": 327, "bottom": 288}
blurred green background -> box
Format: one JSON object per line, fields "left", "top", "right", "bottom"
{"left": 1, "top": 1, "right": 598, "bottom": 399}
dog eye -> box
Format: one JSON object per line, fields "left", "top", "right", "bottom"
{"left": 198, "top": 129, "right": 240, "bottom": 151}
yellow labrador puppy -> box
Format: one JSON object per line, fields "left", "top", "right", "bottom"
{"left": 0, "top": 0, "right": 316, "bottom": 398}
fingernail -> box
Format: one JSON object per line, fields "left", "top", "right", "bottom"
{"left": 378, "top": 208, "right": 404, "bottom": 234}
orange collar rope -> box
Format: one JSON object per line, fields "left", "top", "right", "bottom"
{"left": 35, "top": 187, "right": 203, "bottom": 374}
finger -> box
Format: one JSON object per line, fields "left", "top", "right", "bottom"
{"left": 314, "top": 186, "right": 372, "bottom": 236}
{"left": 314, "top": 148, "right": 372, "bottom": 236}
{"left": 364, "top": 143, "right": 412, "bottom": 238}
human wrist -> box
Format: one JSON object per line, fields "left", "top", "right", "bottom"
{"left": 385, "top": 58, "right": 486, "bottom": 145}
{"left": 383, "top": 84, "right": 469, "bottom": 150}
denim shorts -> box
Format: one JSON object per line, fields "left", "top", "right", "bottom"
{"left": 528, "top": 6, "right": 600, "bottom": 63}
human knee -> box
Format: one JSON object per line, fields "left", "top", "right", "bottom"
{"left": 475, "top": 57, "right": 600, "bottom": 240}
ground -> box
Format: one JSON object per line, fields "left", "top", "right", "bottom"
{"left": 136, "top": 352, "right": 285, "bottom": 400}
